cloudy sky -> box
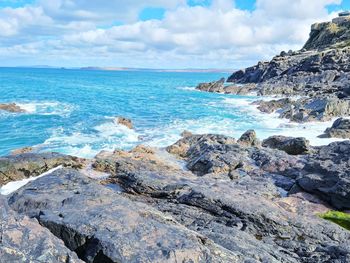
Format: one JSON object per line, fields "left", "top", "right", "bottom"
{"left": 0, "top": 0, "right": 348, "bottom": 69}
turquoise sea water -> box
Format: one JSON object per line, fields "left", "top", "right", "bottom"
{"left": 0, "top": 68, "right": 338, "bottom": 158}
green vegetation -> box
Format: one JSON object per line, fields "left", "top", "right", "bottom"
{"left": 319, "top": 211, "right": 350, "bottom": 231}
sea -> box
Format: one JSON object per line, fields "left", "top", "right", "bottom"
{"left": 0, "top": 67, "right": 342, "bottom": 158}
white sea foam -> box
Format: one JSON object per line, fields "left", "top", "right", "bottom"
{"left": 176, "top": 86, "right": 197, "bottom": 91}
{"left": 16, "top": 101, "right": 75, "bottom": 116}
{"left": 0, "top": 166, "right": 62, "bottom": 196}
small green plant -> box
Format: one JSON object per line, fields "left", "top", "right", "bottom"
{"left": 319, "top": 211, "right": 350, "bottom": 231}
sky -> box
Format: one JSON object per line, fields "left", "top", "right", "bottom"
{"left": 0, "top": 0, "right": 349, "bottom": 69}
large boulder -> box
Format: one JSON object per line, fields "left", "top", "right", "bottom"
{"left": 0, "top": 153, "right": 84, "bottom": 186}
{"left": 321, "top": 117, "right": 350, "bottom": 138}
{"left": 237, "top": 130, "right": 260, "bottom": 147}
{"left": 262, "top": 136, "right": 310, "bottom": 155}
{"left": 0, "top": 196, "right": 82, "bottom": 262}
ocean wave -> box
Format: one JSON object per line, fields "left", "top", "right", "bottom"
{"left": 16, "top": 101, "right": 75, "bottom": 116}
{"left": 42, "top": 119, "right": 141, "bottom": 158}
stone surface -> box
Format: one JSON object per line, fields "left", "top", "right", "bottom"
{"left": 196, "top": 78, "right": 225, "bottom": 93}
{"left": 8, "top": 168, "right": 239, "bottom": 263}
{"left": 0, "top": 103, "right": 25, "bottom": 113}
{"left": 262, "top": 136, "right": 311, "bottom": 155}
{"left": 321, "top": 117, "right": 350, "bottom": 138}
{"left": 0, "top": 196, "right": 82, "bottom": 263}
{"left": 237, "top": 129, "right": 260, "bottom": 147}
{"left": 0, "top": 152, "right": 84, "bottom": 186}
{"left": 10, "top": 146, "right": 34, "bottom": 155}
{"left": 115, "top": 116, "right": 133, "bottom": 129}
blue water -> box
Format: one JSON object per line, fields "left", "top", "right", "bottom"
{"left": 0, "top": 68, "right": 334, "bottom": 157}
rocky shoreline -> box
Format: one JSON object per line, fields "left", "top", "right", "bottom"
{"left": 1, "top": 130, "right": 350, "bottom": 262}
{"left": 1, "top": 16, "right": 350, "bottom": 263}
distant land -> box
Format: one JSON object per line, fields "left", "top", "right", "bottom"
{"left": 80, "top": 67, "right": 234, "bottom": 73}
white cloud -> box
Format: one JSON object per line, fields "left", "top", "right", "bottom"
{"left": 0, "top": 0, "right": 342, "bottom": 68}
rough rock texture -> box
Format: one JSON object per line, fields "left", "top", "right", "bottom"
{"left": 92, "top": 134, "right": 350, "bottom": 262}
{"left": 0, "top": 103, "right": 25, "bottom": 113}
{"left": 0, "top": 152, "right": 84, "bottom": 186}
{"left": 237, "top": 129, "right": 260, "bottom": 147}
{"left": 0, "top": 196, "right": 82, "bottom": 263}
{"left": 321, "top": 117, "right": 350, "bottom": 138}
{"left": 8, "top": 168, "right": 239, "bottom": 263}
{"left": 294, "top": 141, "right": 350, "bottom": 210}
{"left": 262, "top": 136, "right": 311, "bottom": 155}
{"left": 115, "top": 116, "right": 133, "bottom": 129}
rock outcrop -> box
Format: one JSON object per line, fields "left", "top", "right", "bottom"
{"left": 2, "top": 132, "right": 350, "bottom": 262}
{"left": 0, "top": 103, "right": 25, "bottom": 113}
{"left": 320, "top": 117, "right": 350, "bottom": 138}
{"left": 115, "top": 116, "right": 133, "bottom": 129}
{"left": 0, "top": 152, "right": 84, "bottom": 186}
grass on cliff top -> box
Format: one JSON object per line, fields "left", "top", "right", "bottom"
{"left": 319, "top": 211, "right": 350, "bottom": 231}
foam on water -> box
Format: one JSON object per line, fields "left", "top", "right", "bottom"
{"left": 16, "top": 101, "right": 75, "bottom": 116}
{"left": 0, "top": 166, "right": 62, "bottom": 195}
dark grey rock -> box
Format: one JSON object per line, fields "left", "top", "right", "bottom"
{"left": 237, "top": 130, "right": 261, "bottom": 147}
{"left": 0, "top": 196, "right": 82, "bottom": 263}
{"left": 262, "top": 136, "right": 310, "bottom": 155}
{"left": 321, "top": 117, "right": 350, "bottom": 138}
{"left": 196, "top": 78, "right": 225, "bottom": 93}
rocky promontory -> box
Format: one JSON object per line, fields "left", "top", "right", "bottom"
{"left": 196, "top": 15, "right": 350, "bottom": 123}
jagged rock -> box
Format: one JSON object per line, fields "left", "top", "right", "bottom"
{"left": 181, "top": 130, "right": 193, "bottom": 137}
{"left": 237, "top": 130, "right": 260, "bottom": 147}
{"left": 294, "top": 141, "right": 350, "bottom": 209}
{"left": 91, "top": 137, "right": 350, "bottom": 262}
{"left": 8, "top": 168, "right": 240, "bottom": 263}
{"left": 0, "top": 196, "right": 82, "bottom": 263}
{"left": 115, "top": 116, "right": 133, "bottom": 129}
{"left": 0, "top": 103, "right": 25, "bottom": 113}
{"left": 254, "top": 98, "right": 293, "bottom": 114}
{"left": 167, "top": 133, "right": 302, "bottom": 179}
{"left": 262, "top": 136, "right": 310, "bottom": 155}
{"left": 196, "top": 78, "right": 225, "bottom": 93}
{"left": 0, "top": 153, "right": 84, "bottom": 186}
{"left": 321, "top": 117, "right": 350, "bottom": 138}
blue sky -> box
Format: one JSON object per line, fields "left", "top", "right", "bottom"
{"left": 0, "top": 0, "right": 348, "bottom": 68}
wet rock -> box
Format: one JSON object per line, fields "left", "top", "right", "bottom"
{"left": 0, "top": 153, "right": 84, "bottom": 186}
{"left": 262, "top": 136, "right": 310, "bottom": 155}
{"left": 237, "top": 130, "right": 260, "bottom": 147}
{"left": 254, "top": 98, "right": 293, "bottom": 114}
{"left": 196, "top": 78, "right": 225, "bottom": 93}
{"left": 321, "top": 117, "right": 350, "bottom": 138}
{"left": 115, "top": 116, "right": 133, "bottom": 129}
{"left": 181, "top": 130, "right": 193, "bottom": 138}
{"left": 0, "top": 196, "right": 82, "bottom": 263}
{"left": 0, "top": 103, "right": 25, "bottom": 113}
{"left": 8, "top": 168, "right": 239, "bottom": 263}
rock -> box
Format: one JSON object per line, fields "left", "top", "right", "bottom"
{"left": 254, "top": 98, "right": 293, "bottom": 114}
{"left": 10, "top": 146, "right": 34, "bottom": 155}
{"left": 237, "top": 130, "right": 260, "bottom": 147}
{"left": 0, "top": 103, "right": 25, "bottom": 113}
{"left": 8, "top": 168, "right": 239, "bottom": 263}
{"left": 0, "top": 196, "right": 82, "bottom": 263}
{"left": 115, "top": 116, "right": 133, "bottom": 129}
{"left": 196, "top": 78, "right": 225, "bottom": 93}
{"left": 294, "top": 141, "right": 350, "bottom": 209}
{"left": 181, "top": 130, "right": 193, "bottom": 137}
{"left": 0, "top": 152, "right": 84, "bottom": 186}
{"left": 90, "top": 137, "right": 350, "bottom": 262}
{"left": 321, "top": 117, "right": 350, "bottom": 138}
{"left": 262, "top": 136, "right": 310, "bottom": 155}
